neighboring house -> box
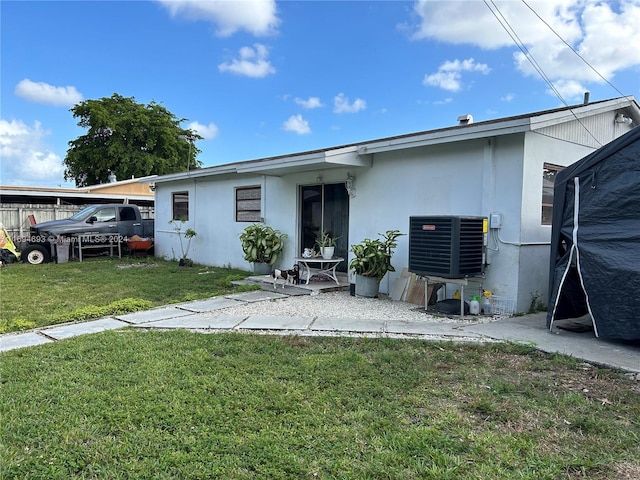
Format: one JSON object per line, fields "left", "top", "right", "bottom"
{"left": 0, "top": 176, "right": 155, "bottom": 238}
{"left": 147, "top": 97, "right": 639, "bottom": 313}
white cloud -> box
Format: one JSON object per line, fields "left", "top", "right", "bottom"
{"left": 156, "top": 0, "right": 280, "bottom": 37}
{"left": 0, "top": 119, "right": 65, "bottom": 185}
{"left": 501, "top": 93, "right": 516, "bottom": 102}
{"left": 547, "top": 79, "right": 588, "bottom": 100}
{"left": 411, "top": 0, "right": 640, "bottom": 101}
{"left": 411, "top": 1, "right": 581, "bottom": 48}
{"left": 283, "top": 115, "right": 311, "bottom": 134}
{"left": 333, "top": 93, "right": 367, "bottom": 114}
{"left": 294, "top": 97, "right": 323, "bottom": 109}
{"left": 218, "top": 43, "right": 276, "bottom": 78}
{"left": 423, "top": 58, "right": 491, "bottom": 92}
{"left": 431, "top": 98, "right": 454, "bottom": 105}
{"left": 14, "top": 79, "right": 83, "bottom": 107}
{"left": 188, "top": 121, "right": 219, "bottom": 140}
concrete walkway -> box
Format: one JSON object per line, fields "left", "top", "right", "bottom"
{"left": 1, "top": 289, "right": 638, "bottom": 374}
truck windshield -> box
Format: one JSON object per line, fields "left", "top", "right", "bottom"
{"left": 69, "top": 206, "right": 98, "bottom": 222}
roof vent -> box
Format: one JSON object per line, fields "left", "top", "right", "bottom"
{"left": 457, "top": 114, "right": 473, "bottom": 125}
{"left": 583, "top": 92, "right": 590, "bottom": 105}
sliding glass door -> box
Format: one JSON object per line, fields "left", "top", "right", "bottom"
{"left": 300, "top": 183, "right": 349, "bottom": 271}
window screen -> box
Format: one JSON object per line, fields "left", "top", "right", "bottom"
{"left": 172, "top": 192, "right": 189, "bottom": 221}
{"left": 236, "top": 186, "right": 261, "bottom": 222}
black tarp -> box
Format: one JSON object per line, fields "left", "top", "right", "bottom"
{"left": 547, "top": 126, "right": 640, "bottom": 340}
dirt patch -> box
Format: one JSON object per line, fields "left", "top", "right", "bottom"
{"left": 116, "top": 263, "right": 158, "bottom": 269}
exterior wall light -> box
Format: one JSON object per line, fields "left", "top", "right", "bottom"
{"left": 345, "top": 173, "right": 356, "bottom": 198}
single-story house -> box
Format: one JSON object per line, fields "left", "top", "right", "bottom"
{"left": 547, "top": 125, "right": 640, "bottom": 340}
{"left": 146, "top": 96, "right": 639, "bottom": 313}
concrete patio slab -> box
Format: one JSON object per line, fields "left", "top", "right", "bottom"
{"left": 384, "top": 320, "right": 484, "bottom": 338}
{"left": 177, "top": 297, "right": 246, "bottom": 313}
{"left": 462, "top": 313, "right": 640, "bottom": 373}
{"left": 312, "top": 317, "right": 388, "bottom": 333}
{"left": 132, "top": 314, "right": 247, "bottom": 330}
{"left": 240, "top": 274, "right": 349, "bottom": 295}
{"left": 0, "top": 332, "right": 52, "bottom": 352}
{"left": 44, "top": 318, "right": 129, "bottom": 340}
{"left": 224, "top": 290, "right": 288, "bottom": 303}
{"left": 114, "top": 307, "right": 194, "bottom": 324}
{"left": 238, "top": 315, "right": 314, "bottom": 331}
{"left": 259, "top": 285, "right": 313, "bottom": 296}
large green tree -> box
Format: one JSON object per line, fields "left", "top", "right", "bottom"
{"left": 64, "top": 93, "right": 203, "bottom": 186}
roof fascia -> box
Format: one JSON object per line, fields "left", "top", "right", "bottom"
{"left": 234, "top": 151, "right": 326, "bottom": 174}
{"left": 358, "top": 119, "right": 531, "bottom": 154}
{"left": 148, "top": 165, "right": 238, "bottom": 184}
{"left": 82, "top": 175, "right": 158, "bottom": 190}
{"left": 236, "top": 146, "right": 372, "bottom": 175}
{"left": 529, "top": 97, "right": 639, "bottom": 130}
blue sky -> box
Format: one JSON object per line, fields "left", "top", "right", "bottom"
{"left": 1, "top": 0, "right": 639, "bottom": 187}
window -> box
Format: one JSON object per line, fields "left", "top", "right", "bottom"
{"left": 172, "top": 192, "right": 189, "bottom": 221}
{"left": 119, "top": 207, "right": 136, "bottom": 221}
{"left": 541, "top": 163, "right": 564, "bottom": 225}
{"left": 236, "top": 186, "right": 261, "bottom": 222}
{"left": 94, "top": 207, "right": 116, "bottom": 222}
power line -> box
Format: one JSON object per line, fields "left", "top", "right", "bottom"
{"left": 484, "top": 0, "right": 568, "bottom": 105}
{"left": 483, "top": 0, "right": 602, "bottom": 147}
{"left": 521, "top": 0, "right": 628, "bottom": 99}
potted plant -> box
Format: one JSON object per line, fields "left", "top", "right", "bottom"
{"left": 240, "top": 223, "right": 288, "bottom": 274}
{"left": 315, "top": 230, "right": 340, "bottom": 259}
{"left": 349, "top": 229, "right": 404, "bottom": 297}
{"left": 169, "top": 219, "right": 197, "bottom": 266}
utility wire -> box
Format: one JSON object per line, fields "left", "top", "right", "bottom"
{"left": 483, "top": 0, "right": 602, "bottom": 147}
{"left": 521, "top": 0, "right": 629, "bottom": 100}
{"left": 484, "top": 0, "right": 568, "bottom": 105}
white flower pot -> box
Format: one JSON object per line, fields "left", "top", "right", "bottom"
{"left": 355, "top": 274, "right": 379, "bottom": 298}
{"left": 253, "top": 262, "right": 272, "bottom": 275}
{"left": 321, "top": 246, "right": 335, "bottom": 259}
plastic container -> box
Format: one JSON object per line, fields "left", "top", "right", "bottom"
{"left": 481, "top": 297, "right": 491, "bottom": 315}
{"left": 469, "top": 295, "right": 481, "bottom": 315}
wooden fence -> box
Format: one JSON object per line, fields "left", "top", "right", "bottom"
{"left": 0, "top": 203, "right": 155, "bottom": 238}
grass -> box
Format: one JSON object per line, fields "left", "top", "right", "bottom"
{"left": 0, "top": 257, "right": 258, "bottom": 333}
{"left": 1, "top": 257, "right": 639, "bottom": 478}
{"left": 1, "top": 332, "right": 639, "bottom": 479}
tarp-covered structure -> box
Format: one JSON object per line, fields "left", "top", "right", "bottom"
{"left": 547, "top": 126, "right": 640, "bottom": 340}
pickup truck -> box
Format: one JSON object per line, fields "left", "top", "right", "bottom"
{"left": 16, "top": 204, "right": 154, "bottom": 264}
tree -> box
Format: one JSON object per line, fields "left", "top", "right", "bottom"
{"left": 64, "top": 93, "right": 203, "bottom": 186}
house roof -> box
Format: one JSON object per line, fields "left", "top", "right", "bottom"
{"left": 148, "top": 96, "right": 640, "bottom": 183}
{"left": 0, "top": 175, "right": 157, "bottom": 204}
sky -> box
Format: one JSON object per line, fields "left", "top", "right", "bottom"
{"left": 1, "top": 0, "right": 639, "bottom": 187}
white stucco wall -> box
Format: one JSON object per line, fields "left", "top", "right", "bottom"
{"left": 345, "top": 136, "right": 529, "bottom": 306}
{"left": 514, "top": 131, "right": 596, "bottom": 310}
{"left": 154, "top": 174, "right": 300, "bottom": 269}
{"left": 153, "top": 134, "right": 539, "bottom": 312}
{"left": 151, "top": 118, "right": 622, "bottom": 314}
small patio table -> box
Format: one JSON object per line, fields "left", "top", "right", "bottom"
{"left": 294, "top": 256, "right": 344, "bottom": 285}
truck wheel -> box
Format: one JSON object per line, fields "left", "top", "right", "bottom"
{"left": 22, "top": 245, "right": 51, "bottom": 265}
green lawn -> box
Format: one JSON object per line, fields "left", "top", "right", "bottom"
{"left": 0, "top": 257, "right": 258, "bottom": 333}
{"left": 1, "top": 332, "right": 639, "bottom": 479}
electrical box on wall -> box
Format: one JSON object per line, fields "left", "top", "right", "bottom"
{"left": 490, "top": 212, "right": 503, "bottom": 229}
{"left": 408, "top": 216, "right": 487, "bottom": 279}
